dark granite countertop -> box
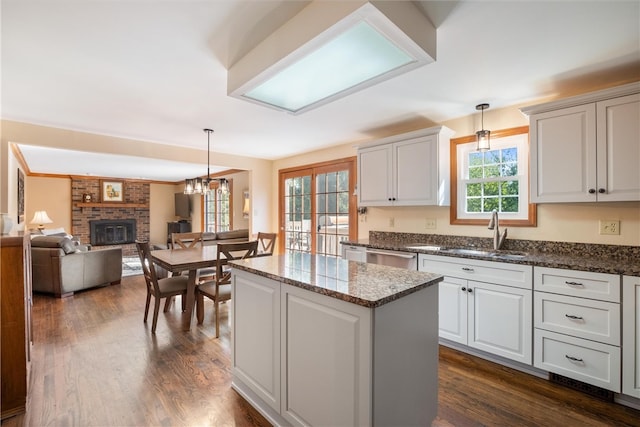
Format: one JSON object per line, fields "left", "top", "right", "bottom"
{"left": 342, "top": 232, "right": 640, "bottom": 277}
{"left": 229, "top": 252, "right": 443, "bottom": 308}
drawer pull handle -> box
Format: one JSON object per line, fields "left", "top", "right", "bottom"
{"left": 462, "top": 267, "right": 474, "bottom": 272}
{"left": 565, "top": 314, "right": 583, "bottom": 320}
{"left": 565, "top": 355, "right": 584, "bottom": 362}
{"left": 565, "top": 281, "right": 584, "bottom": 287}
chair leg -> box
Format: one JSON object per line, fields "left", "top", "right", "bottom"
{"left": 196, "top": 294, "right": 205, "bottom": 325}
{"left": 181, "top": 292, "right": 186, "bottom": 312}
{"left": 214, "top": 300, "right": 220, "bottom": 338}
{"left": 152, "top": 297, "right": 161, "bottom": 334}
{"left": 144, "top": 291, "right": 151, "bottom": 323}
{"left": 163, "top": 296, "right": 173, "bottom": 312}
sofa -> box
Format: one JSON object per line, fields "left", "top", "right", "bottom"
{"left": 165, "top": 229, "right": 250, "bottom": 249}
{"left": 31, "top": 235, "right": 123, "bottom": 298}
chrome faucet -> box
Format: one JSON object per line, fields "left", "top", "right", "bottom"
{"left": 488, "top": 209, "right": 508, "bottom": 250}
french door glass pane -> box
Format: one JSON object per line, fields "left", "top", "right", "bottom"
{"left": 285, "top": 175, "right": 311, "bottom": 252}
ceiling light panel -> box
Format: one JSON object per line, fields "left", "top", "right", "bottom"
{"left": 228, "top": 1, "right": 436, "bottom": 115}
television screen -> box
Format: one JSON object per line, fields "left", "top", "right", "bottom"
{"left": 174, "top": 193, "right": 191, "bottom": 218}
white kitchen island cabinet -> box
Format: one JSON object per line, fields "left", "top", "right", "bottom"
{"left": 230, "top": 253, "right": 443, "bottom": 427}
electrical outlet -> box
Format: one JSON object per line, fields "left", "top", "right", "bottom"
{"left": 389, "top": 217, "right": 395, "bottom": 227}
{"left": 599, "top": 220, "right": 620, "bottom": 235}
{"left": 425, "top": 218, "right": 436, "bottom": 229}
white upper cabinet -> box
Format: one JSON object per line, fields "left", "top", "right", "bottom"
{"left": 522, "top": 83, "right": 640, "bottom": 203}
{"left": 357, "top": 126, "right": 453, "bottom": 206}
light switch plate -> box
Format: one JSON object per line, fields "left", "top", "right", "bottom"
{"left": 599, "top": 220, "right": 620, "bottom": 235}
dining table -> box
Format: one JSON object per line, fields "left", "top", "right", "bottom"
{"left": 151, "top": 245, "right": 219, "bottom": 330}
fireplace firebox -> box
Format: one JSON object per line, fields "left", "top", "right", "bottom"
{"left": 90, "top": 219, "right": 136, "bottom": 246}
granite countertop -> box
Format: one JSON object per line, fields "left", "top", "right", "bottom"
{"left": 343, "top": 232, "right": 640, "bottom": 277}
{"left": 229, "top": 252, "right": 443, "bottom": 308}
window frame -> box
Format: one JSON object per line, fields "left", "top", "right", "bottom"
{"left": 450, "top": 126, "right": 536, "bottom": 227}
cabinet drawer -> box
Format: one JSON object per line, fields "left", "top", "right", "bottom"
{"left": 534, "top": 267, "right": 620, "bottom": 302}
{"left": 534, "top": 292, "right": 620, "bottom": 345}
{"left": 420, "top": 254, "right": 532, "bottom": 289}
{"left": 534, "top": 329, "right": 620, "bottom": 392}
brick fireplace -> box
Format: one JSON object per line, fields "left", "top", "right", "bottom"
{"left": 71, "top": 179, "right": 150, "bottom": 256}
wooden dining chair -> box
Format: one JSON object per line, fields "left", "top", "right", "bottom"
{"left": 170, "top": 231, "right": 216, "bottom": 282}
{"left": 257, "top": 232, "right": 277, "bottom": 256}
{"left": 196, "top": 240, "right": 258, "bottom": 337}
{"left": 135, "top": 240, "right": 190, "bottom": 334}
{"left": 171, "top": 232, "right": 203, "bottom": 249}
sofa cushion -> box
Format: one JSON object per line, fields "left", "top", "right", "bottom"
{"left": 216, "top": 229, "right": 248, "bottom": 240}
{"left": 31, "top": 235, "right": 78, "bottom": 254}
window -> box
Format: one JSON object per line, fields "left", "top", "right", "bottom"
{"left": 451, "top": 126, "right": 536, "bottom": 226}
{"left": 203, "top": 181, "right": 232, "bottom": 232}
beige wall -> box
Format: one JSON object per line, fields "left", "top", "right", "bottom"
{"left": 274, "top": 103, "right": 640, "bottom": 247}
{"left": 25, "top": 176, "right": 72, "bottom": 231}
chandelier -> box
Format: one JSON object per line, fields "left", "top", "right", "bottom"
{"left": 184, "top": 129, "right": 229, "bottom": 195}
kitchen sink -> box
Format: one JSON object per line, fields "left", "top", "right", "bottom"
{"left": 440, "top": 248, "right": 495, "bottom": 257}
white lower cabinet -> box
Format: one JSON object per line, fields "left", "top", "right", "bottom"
{"left": 232, "top": 269, "right": 439, "bottom": 426}
{"left": 533, "top": 267, "right": 621, "bottom": 392}
{"left": 419, "top": 254, "right": 533, "bottom": 364}
{"left": 623, "top": 275, "right": 640, "bottom": 398}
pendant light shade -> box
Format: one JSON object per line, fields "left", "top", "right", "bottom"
{"left": 475, "top": 103, "right": 491, "bottom": 152}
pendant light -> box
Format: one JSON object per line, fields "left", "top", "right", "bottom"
{"left": 184, "top": 129, "right": 214, "bottom": 195}
{"left": 475, "top": 103, "right": 491, "bottom": 152}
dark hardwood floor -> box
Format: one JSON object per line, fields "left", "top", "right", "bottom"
{"left": 2, "top": 274, "right": 638, "bottom": 426}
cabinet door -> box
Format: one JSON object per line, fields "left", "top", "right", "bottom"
{"left": 596, "top": 94, "right": 640, "bottom": 202}
{"left": 468, "top": 281, "right": 533, "bottom": 364}
{"left": 623, "top": 275, "right": 640, "bottom": 398}
{"left": 438, "top": 276, "right": 467, "bottom": 344}
{"left": 394, "top": 136, "right": 438, "bottom": 205}
{"left": 358, "top": 144, "right": 393, "bottom": 206}
{"left": 231, "top": 271, "right": 281, "bottom": 412}
{"left": 281, "top": 284, "right": 371, "bottom": 427}
{"left": 530, "top": 104, "right": 597, "bottom": 202}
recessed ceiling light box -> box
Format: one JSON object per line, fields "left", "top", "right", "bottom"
{"left": 228, "top": 1, "right": 436, "bottom": 115}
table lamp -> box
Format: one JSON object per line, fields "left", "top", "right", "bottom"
{"left": 30, "top": 210, "right": 53, "bottom": 230}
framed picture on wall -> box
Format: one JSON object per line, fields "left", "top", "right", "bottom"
{"left": 17, "top": 169, "right": 25, "bottom": 223}
{"left": 101, "top": 180, "right": 125, "bottom": 202}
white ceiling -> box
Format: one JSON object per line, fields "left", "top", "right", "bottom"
{"left": 3, "top": 0, "right": 639, "bottom": 181}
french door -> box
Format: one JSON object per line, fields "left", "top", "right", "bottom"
{"left": 279, "top": 158, "right": 357, "bottom": 257}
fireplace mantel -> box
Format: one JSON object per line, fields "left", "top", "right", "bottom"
{"left": 75, "top": 202, "right": 147, "bottom": 208}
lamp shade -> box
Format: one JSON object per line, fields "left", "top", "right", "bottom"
{"left": 30, "top": 210, "right": 53, "bottom": 229}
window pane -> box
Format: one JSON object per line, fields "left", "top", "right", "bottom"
{"left": 338, "top": 192, "right": 349, "bottom": 213}
{"left": 303, "top": 176, "right": 311, "bottom": 194}
{"left": 484, "top": 197, "right": 499, "bottom": 211}
{"left": 502, "top": 147, "right": 517, "bottom": 162}
{"left": 327, "top": 172, "right": 337, "bottom": 193}
{"left": 467, "top": 183, "right": 482, "bottom": 197}
{"left": 485, "top": 165, "right": 500, "bottom": 178}
{"left": 327, "top": 193, "right": 337, "bottom": 214}
{"left": 501, "top": 162, "right": 518, "bottom": 176}
{"left": 467, "top": 198, "right": 481, "bottom": 212}
{"left": 337, "top": 170, "right": 349, "bottom": 192}
{"left": 316, "top": 173, "right": 326, "bottom": 193}
{"left": 501, "top": 180, "right": 519, "bottom": 195}
{"left": 502, "top": 197, "right": 519, "bottom": 212}
{"left": 317, "top": 193, "right": 326, "bottom": 213}
{"left": 469, "top": 166, "right": 483, "bottom": 179}
{"left": 484, "top": 182, "right": 499, "bottom": 196}
{"left": 484, "top": 150, "right": 500, "bottom": 164}
{"left": 469, "top": 152, "right": 483, "bottom": 166}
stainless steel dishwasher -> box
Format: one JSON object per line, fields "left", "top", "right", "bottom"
{"left": 365, "top": 248, "right": 418, "bottom": 270}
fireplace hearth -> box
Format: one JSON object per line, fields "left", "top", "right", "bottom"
{"left": 90, "top": 219, "right": 136, "bottom": 246}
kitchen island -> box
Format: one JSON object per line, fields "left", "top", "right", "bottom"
{"left": 229, "top": 253, "right": 443, "bottom": 427}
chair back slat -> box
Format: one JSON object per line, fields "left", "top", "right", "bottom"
{"left": 257, "top": 232, "right": 277, "bottom": 255}
{"left": 135, "top": 240, "right": 160, "bottom": 294}
{"left": 172, "top": 232, "right": 203, "bottom": 249}
{"left": 216, "top": 240, "right": 258, "bottom": 285}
